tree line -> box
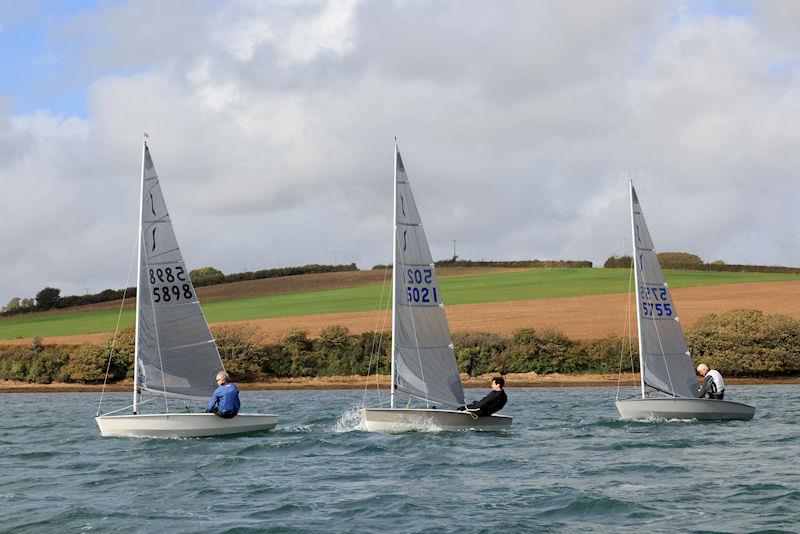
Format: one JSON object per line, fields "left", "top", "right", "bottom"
{"left": 604, "top": 251, "right": 800, "bottom": 273}
{"left": 3, "top": 309, "right": 799, "bottom": 384}
{"left": 372, "top": 259, "right": 594, "bottom": 270}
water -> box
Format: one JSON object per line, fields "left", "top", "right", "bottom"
{"left": 1, "top": 386, "right": 798, "bottom": 533}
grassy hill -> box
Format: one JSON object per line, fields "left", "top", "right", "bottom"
{"left": 1, "top": 268, "right": 798, "bottom": 340}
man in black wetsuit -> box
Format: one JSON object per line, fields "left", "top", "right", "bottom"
{"left": 458, "top": 377, "right": 507, "bottom": 416}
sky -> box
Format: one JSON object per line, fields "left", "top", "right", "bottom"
{"left": 2, "top": 0, "right": 800, "bottom": 305}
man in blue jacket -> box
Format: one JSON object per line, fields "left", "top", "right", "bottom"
{"left": 206, "top": 371, "right": 240, "bottom": 418}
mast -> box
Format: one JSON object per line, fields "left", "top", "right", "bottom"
{"left": 390, "top": 143, "right": 397, "bottom": 409}
{"left": 133, "top": 140, "right": 146, "bottom": 414}
{"left": 630, "top": 181, "right": 646, "bottom": 399}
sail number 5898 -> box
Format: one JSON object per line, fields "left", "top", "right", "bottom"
{"left": 149, "top": 266, "right": 194, "bottom": 303}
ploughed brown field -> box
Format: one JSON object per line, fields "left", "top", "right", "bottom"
{"left": 10, "top": 279, "right": 800, "bottom": 346}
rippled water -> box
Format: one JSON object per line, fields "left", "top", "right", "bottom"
{"left": 1, "top": 385, "right": 797, "bottom": 533}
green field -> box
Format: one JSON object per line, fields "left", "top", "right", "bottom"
{"left": 1, "top": 268, "right": 798, "bottom": 340}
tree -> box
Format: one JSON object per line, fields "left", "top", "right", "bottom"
{"left": 189, "top": 266, "right": 224, "bottom": 284}
{"left": 315, "top": 325, "right": 358, "bottom": 375}
{"left": 656, "top": 252, "right": 703, "bottom": 269}
{"left": 2, "top": 297, "right": 21, "bottom": 313}
{"left": 603, "top": 255, "right": 632, "bottom": 268}
{"left": 35, "top": 287, "right": 61, "bottom": 310}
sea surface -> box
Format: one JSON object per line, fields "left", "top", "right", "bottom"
{"left": 1, "top": 385, "right": 797, "bottom": 533}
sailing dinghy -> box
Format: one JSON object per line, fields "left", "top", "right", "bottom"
{"left": 361, "top": 146, "right": 512, "bottom": 432}
{"left": 96, "top": 141, "right": 278, "bottom": 438}
{"left": 615, "top": 182, "right": 755, "bottom": 421}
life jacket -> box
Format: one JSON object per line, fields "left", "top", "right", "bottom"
{"left": 707, "top": 369, "right": 725, "bottom": 393}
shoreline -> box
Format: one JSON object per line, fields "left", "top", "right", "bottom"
{"left": 2, "top": 373, "right": 799, "bottom": 393}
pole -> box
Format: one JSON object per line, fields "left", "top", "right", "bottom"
{"left": 133, "top": 140, "right": 146, "bottom": 414}
{"left": 630, "top": 181, "right": 646, "bottom": 399}
{"left": 390, "top": 143, "right": 397, "bottom": 409}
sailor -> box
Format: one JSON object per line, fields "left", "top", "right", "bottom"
{"left": 459, "top": 376, "right": 507, "bottom": 416}
{"left": 206, "top": 371, "right": 240, "bottom": 418}
{"left": 696, "top": 364, "right": 725, "bottom": 400}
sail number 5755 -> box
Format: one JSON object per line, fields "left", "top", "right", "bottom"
{"left": 639, "top": 284, "right": 672, "bottom": 317}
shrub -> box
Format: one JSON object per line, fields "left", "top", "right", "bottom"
{"left": 355, "top": 331, "right": 391, "bottom": 375}
{"left": 581, "top": 334, "right": 638, "bottom": 373}
{"left": 102, "top": 327, "right": 135, "bottom": 380}
{"left": 212, "top": 325, "right": 264, "bottom": 381}
{"left": 0, "top": 339, "right": 70, "bottom": 383}
{"left": 63, "top": 345, "right": 109, "bottom": 383}
{"left": 315, "top": 325, "right": 360, "bottom": 376}
{"left": 604, "top": 255, "right": 632, "bottom": 268}
{"left": 282, "top": 329, "right": 316, "bottom": 376}
{"left": 259, "top": 344, "right": 292, "bottom": 378}
{"left": 686, "top": 309, "right": 800, "bottom": 376}
{"left": 452, "top": 332, "right": 506, "bottom": 376}
{"left": 495, "top": 328, "right": 576, "bottom": 374}
{"left": 656, "top": 252, "right": 703, "bottom": 270}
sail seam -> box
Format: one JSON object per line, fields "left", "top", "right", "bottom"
{"left": 147, "top": 247, "right": 181, "bottom": 260}
{"left": 397, "top": 344, "right": 454, "bottom": 350}
{"left": 395, "top": 386, "right": 462, "bottom": 408}
{"left": 140, "top": 339, "right": 216, "bottom": 352}
{"left": 396, "top": 223, "right": 430, "bottom": 406}
{"left": 139, "top": 301, "right": 202, "bottom": 309}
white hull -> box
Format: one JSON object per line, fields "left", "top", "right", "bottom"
{"left": 615, "top": 398, "right": 755, "bottom": 421}
{"left": 361, "top": 408, "right": 512, "bottom": 433}
{"left": 96, "top": 413, "right": 279, "bottom": 438}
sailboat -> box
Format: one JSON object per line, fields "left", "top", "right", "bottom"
{"left": 361, "top": 146, "right": 512, "bottom": 432}
{"left": 96, "top": 141, "right": 279, "bottom": 437}
{"left": 615, "top": 182, "right": 755, "bottom": 421}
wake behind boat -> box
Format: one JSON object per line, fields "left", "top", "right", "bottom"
{"left": 615, "top": 182, "right": 754, "bottom": 421}
{"left": 361, "top": 145, "right": 511, "bottom": 432}
{"left": 96, "top": 141, "right": 278, "bottom": 438}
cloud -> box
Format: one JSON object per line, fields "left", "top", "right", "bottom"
{"left": 2, "top": 1, "right": 800, "bottom": 306}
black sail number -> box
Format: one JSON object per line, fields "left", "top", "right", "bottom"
{"left": 150, "top": 266, "right": 192, "bottom": 303}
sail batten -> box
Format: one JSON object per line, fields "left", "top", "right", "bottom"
{"left": 135, "top": 146, "right": 225, "bottom": 400}
{"left": 631, "top": 183, "right": 698, "bottom": 398}
{"left": 392, "top": 148, "right": 465, "bottom": 407}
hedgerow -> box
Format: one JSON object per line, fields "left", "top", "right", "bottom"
{"left": 3, "top": 309, "right": 798, "bottom": 383}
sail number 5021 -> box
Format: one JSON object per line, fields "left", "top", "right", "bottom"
{"left": 405, "top": 268, "right": 439, "bottom": 303}
{"left": 149, "top": 266, "right": 194, "bottom": 303}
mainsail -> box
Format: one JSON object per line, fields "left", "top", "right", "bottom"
{"left": 630, "top": 183, "right": 698, "bottom": 398}
{"left": 136, "top": 145, "right": 224, "bottom": 400}
{"left": 393, "top": 149, "right": 465, "bottom": 407}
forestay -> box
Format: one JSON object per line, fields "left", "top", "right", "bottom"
{"left": 136, "top": 146, "right": 224, "bottom": 400}
{"left": 393, "top": 150, "right": 465, "bottom": 407}
{"left": 631, "top": 184, "right": 698, "bottom": 398}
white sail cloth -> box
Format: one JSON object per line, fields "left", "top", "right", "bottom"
{"left": 393, "top": 151, "right": 466, "bottom": 407}
{"left": 631, "top": 184, "right": 698, "bottom": 398}
{"left": 136, "top": 146, "right": 224, "bottom": 400}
